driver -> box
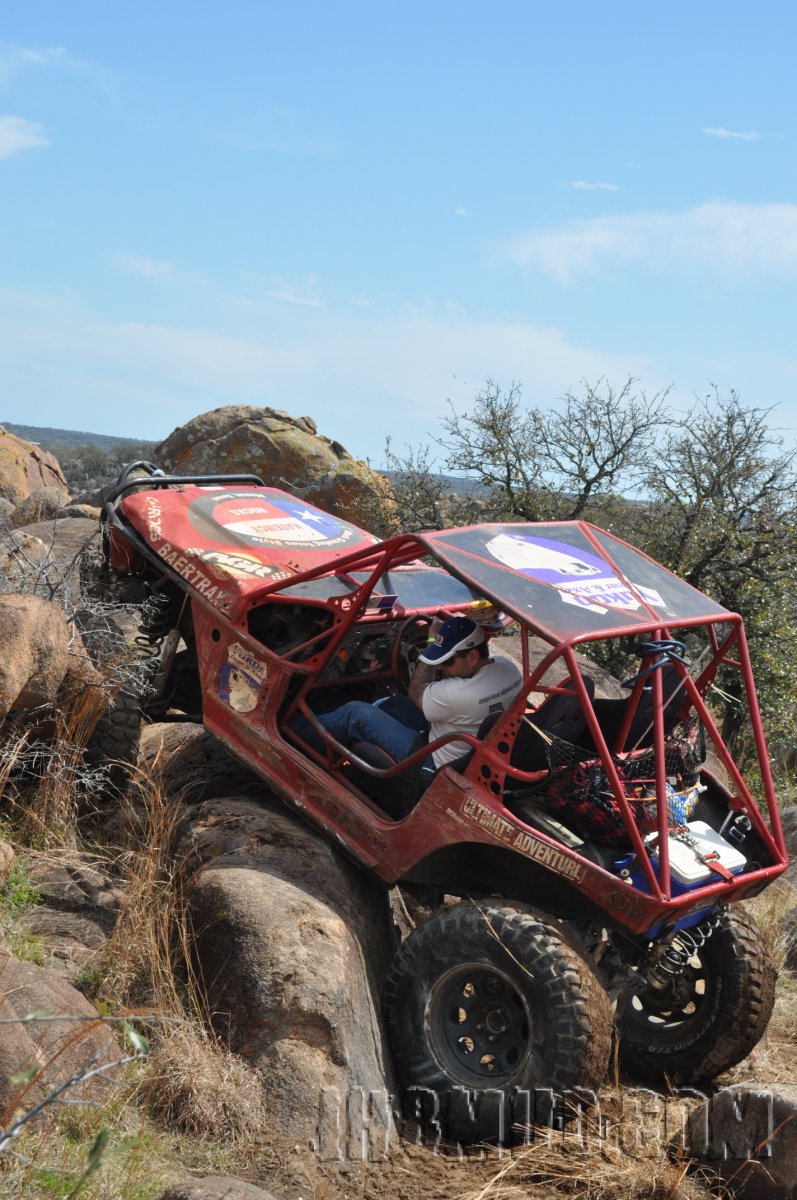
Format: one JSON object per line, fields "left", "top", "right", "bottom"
{"left": 299, "top": 615, "right": 523, "bottom": 775}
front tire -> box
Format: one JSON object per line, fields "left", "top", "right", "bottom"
{"left": 384, "top": 901, "right": 613, "bottom": 1143}
{"left": 617, "top": 907, "right": 776, "bottom": 1083}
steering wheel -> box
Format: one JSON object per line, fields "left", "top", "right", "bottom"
{"left": 390, "top": 615, "right": 433, "bottom": 687}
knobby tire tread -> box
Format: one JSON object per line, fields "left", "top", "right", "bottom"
{"left": 618, "top": 907, "right": 776, "bottom": 1083}
{"left": 384, "top": 901, "right": 613, "bottom": 1141}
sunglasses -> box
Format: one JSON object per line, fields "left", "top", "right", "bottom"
{"left": 438, "top": 647, "right": 472, "bottom": 668}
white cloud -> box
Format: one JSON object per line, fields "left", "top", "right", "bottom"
{"left": 114, "top": 254, "right": 176, "bottom": 282}
{"left": 569, "top": 181, "right": 619, "bottom": 191}
{"left": 502, "top": 202, "right": 797, "bottom": 283}
{"left": 0, "top": 40, "right": 114, "bottom": 99}
{"left": 0, "top": 286, "right": 654, "bottom": 458}
{"left": 701, "top": 127, "right": 761, "bottom": 141}
{"left": 454, "top": 206, "right": 470, "bottom": 216}
{"left": 263, "top": 275, "right": 323, "bottom": 308}
{"left": 262, "top": 288, "right": 323, "bottom": 309}
{"left": 0, "top": 41, "right": 74, "bottom": 85}
{"left": 0, "top": 115, "right": 50, "bottom": 157}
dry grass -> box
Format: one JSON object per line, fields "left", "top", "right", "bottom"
{"left": 745, "top": 876, "right": 797, "bottom": 973}
{"left": 450, "top": 1087, "right": 720, "bottom": 1200}
{"left": 93, "top": 754, "right": 265, "bottom": 1144}
{"left": 139, "top": 1024, "right": 264, "bottom": 1142}
{"left": 96, "top": 761, "right": 188, "bottom": 1010}
{"left": 0, "top": 683, "right": 110, "bottom": 850}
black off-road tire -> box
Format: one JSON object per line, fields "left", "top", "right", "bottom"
{"left": 84, "top": 687, "right": 143, "bottom": 779}
{"left": 617, "top": 907, "right": 776, "bottom": 1083}
{"left": 384, "top": 901, "right": 613, "bottom": 1143}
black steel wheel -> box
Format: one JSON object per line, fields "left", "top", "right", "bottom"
{"left": 618, "top": 907, "right": 776, "bottom": 1083}
{"left": 384, "top": 901, "right": 613, "bottom": 1143}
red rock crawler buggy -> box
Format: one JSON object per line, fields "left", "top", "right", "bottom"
{"left": 93, "top": 463, "right": 787, "bottom": 1142}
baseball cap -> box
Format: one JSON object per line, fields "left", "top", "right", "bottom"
{"left": 419, "top": 616, "right": 486, "bottom": 665}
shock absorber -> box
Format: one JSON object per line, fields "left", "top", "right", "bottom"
{"left": 134, "top": 586, "right": 189, "bottom": 706}
{"left": 642, "top": 912, "right": 722, "bottom": 990}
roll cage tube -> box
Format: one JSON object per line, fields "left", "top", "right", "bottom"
{"left": 104, "top": 462, "right": 267, "bottom": 511}
{"left": 280, "top": 537, "right": 470, "bottom": 724}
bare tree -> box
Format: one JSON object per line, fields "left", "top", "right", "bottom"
{"left": 439, "top": 377, "right": 670, "bottom": 521}
{"left": 643, "top": 388, "right": 797, "bottom": 600}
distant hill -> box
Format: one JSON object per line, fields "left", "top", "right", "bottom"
{"left": 1, "top": 422, "right": 151, "bottom": 450}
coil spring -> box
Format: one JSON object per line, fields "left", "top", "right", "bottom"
{"left": 646, "top": 912, "right": 722, "bottom": 987}
{"left": 134, "top": 591, "right": 175, "bottom": 658}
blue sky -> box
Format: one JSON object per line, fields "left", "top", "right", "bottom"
{"left": 1, "top": 2, "right": 795, "bottom": 464}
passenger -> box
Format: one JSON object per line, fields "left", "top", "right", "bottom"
{"left": 298, "top": 616, "right": 523, "bottom": 780}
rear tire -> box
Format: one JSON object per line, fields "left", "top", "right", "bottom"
{"left": 384, "top": 901, "right": 613, "bottom": 1143}
{"left": 617, "top": 907, "right": 776, "bottom": 1083}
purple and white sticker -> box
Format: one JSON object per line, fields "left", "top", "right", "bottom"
{"left": 485, "top": 532, "right": 664, "bottom": 615}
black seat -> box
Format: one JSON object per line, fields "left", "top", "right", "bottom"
{"left": 509, "top": 675, "right": 595, "bottom": 774}
{"left": 444, "top": 711, "right": 504, "bottom": 777}
{"left": 346, "top": 736, "right": 428, "bottom": 819}
{"left": 588, "top": 663, "right": 687, "bottom": 752}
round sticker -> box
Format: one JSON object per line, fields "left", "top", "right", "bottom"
{"left": 189, "top": 491, "right": 362, "bottom": 550}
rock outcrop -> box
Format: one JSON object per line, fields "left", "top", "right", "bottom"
{"left": 181, "top": 791, "right": 396, "bottom": 1141}
{"left": 0, "top": 595, "right": 76, "bottom": 719}
{"left": 10, "top": 486, "right": 71, "bottom": 528}
{"left": 155, "top": 406, "right": 390, "bottom": 530}
{"left": 0, "top": 951, "right": 119, "bottom": 1118}
{"left": 681, "top": 1084, "right": 797, "bottom": 1198}
{"left": 0, "top": 531, "right": 49, "bottom": 591}
{"left": 0, "top": 426, "right": 68, "bottom": 505}
{"left": 18, "top": 857, "right": 122, "bottom": 983}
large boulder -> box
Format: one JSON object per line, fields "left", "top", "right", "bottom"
{"left": 181, "top": 793, "right": 396, "bottom": 1141}
{"left": 13, "top": 516, "right": 100, "bottom": 608}
{"left": 499, "top": 633, "right": 627, "bottom": 701}
{"left": 0, "top": 840, "right": 13, "bottom": 885}
{"left": 155, "top": 406, "right": 389, "bottom": 530}
{"left": 0, "top": 950, "right": 119, "bottom": 1118}
{"left": 0, "top": 531, "right": 49, "bottom": 591}
{"left": 0, "top": 594, "right": 74, "bottom": 719}
{"left": 17, "top": 856, "right": 123, "bottom": 983}
{"left": 681, "top": 1084, "right": 797, "bottom": 1198}
{"left": 0, "top": 594, "right": 102, "bottom": 739}
{"left": 139, "top": 723, "right": 257, "bottom": 802}
{"left": 10, "top": 487, "right": 71, "bottom": 528}
{"left": 781, "top": 905, "right": 797, "bottom": 973}
{"left": 780, "top": 807, "right": 797, "bottom": 886}
{"left": 0, "top": 426, "right": 67, "bottom": 505}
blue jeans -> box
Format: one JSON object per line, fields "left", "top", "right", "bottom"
{"left": 295, "top": 694, "right": 430, "bottom": 762}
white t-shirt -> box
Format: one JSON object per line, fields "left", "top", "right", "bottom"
{"left": 421, "top": 654, "right": 524, "bottom": 768}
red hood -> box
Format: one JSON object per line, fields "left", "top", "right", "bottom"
{"left": 120, "top": 484, "right": 377, "bottom": 619}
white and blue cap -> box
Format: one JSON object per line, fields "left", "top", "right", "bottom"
{"left": 419, "top": 616, "right": 485, "bottom": 665}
